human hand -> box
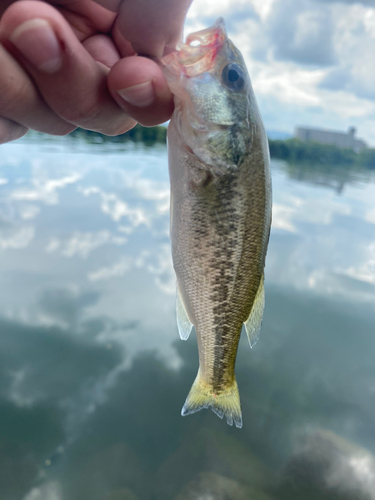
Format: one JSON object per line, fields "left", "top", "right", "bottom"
{"left": 0, "top": 0, "right": 192, "bottom": 143}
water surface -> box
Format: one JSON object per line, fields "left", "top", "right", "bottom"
{"left": 0, "top": 135, "right": 375, "bottom": 500}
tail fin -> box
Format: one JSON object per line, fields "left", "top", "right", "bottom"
{"left": 181, "top": 372, "right": 242, "bottom": 428}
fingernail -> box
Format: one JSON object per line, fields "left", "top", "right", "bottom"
{"left": 10, "top": 19, "right": 62, "bottom": 73}
{"left": 117, "top": 81, "right": 155, "bottom": 108}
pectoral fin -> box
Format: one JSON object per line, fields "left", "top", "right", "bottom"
{"left": 176, "top": 286, "right": 193, "bottom": 341}
{"left": 244, "top": 274, "right": 265, "bottom": 348}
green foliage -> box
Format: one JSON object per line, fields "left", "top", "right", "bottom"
{"left": 268, "top": 138, "right": 359, "bottom": 165}
{"left": 357, "top": 148, "right": 375, "bottom": 169}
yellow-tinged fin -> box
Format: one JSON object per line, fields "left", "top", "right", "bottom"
{"left": 181, "top": 371, "right": 243, "bottom": 428}
{"left": 244, "top": 274, "right": 265, "bottom": 348}
{"left": 176, "top": 285, "right": 193, "bottom": 340}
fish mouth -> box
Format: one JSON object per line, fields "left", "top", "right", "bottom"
{"left": 160, "top": 18, "right": 227, "bottom": 81}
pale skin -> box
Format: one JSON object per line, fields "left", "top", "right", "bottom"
{"left": 0, "top": 0, "right": 192, "bottom": 144}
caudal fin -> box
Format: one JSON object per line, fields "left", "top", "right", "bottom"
{"left": 181, "top": 372, "right": 242, "bottom": 428}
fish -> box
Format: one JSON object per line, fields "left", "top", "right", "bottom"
{"left": 161, "top": 18, "right": 272, "bottom": 428}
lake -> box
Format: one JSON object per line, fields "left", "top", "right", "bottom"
{"left": 0, "top": 134, "right": 375, "bottom": 500}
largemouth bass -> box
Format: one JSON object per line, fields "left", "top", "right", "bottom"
{"left": 161, "top": 19, "right": 272, "bottom": 428}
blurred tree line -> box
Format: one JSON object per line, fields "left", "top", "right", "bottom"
{"left": 65, "top": 126, "right": 375, "bottom": 169}
{"left": 269, "top": 138, "right": 375, "bottom": 168}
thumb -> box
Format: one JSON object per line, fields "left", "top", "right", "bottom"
{"left": 115, "top": 0, "right": 192, "bottom": 58}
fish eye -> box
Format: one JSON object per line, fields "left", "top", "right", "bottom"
{"left": 222, "top": 63, "right": 245, "bottom": 91}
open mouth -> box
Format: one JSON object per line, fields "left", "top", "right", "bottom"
{"left": 161, "top": 18, "right": 227, "bottom": 79}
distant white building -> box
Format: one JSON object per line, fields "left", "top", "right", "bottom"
{"left": 295, "top": 126, "right": 367, "bottom": 152}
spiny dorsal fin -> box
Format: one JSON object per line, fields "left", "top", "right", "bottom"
{"left": 176, "top": 286, "right": 193, "bottom": 340}
{"left": 244, "top": 274, "right": 265, "bottom": 348}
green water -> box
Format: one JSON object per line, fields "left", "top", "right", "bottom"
{"left": 0, "top": 135, "right": 375, "bottom": 500}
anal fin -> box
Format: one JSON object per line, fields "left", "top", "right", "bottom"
{"left": 244, "top": 274, "right": 265, "bottom": 348}
{"left": 176, "top": 286, "right": 193, "bottom": 341}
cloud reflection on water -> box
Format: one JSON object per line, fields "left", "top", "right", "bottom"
{"left": 0, "top": 285, "right": 374, "bottom": 499}
{"left": 0, "top": 137, "right": 374, "bottom": 499}
{"left": 46, "top": 231, "right": 127, "bottom": 259}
